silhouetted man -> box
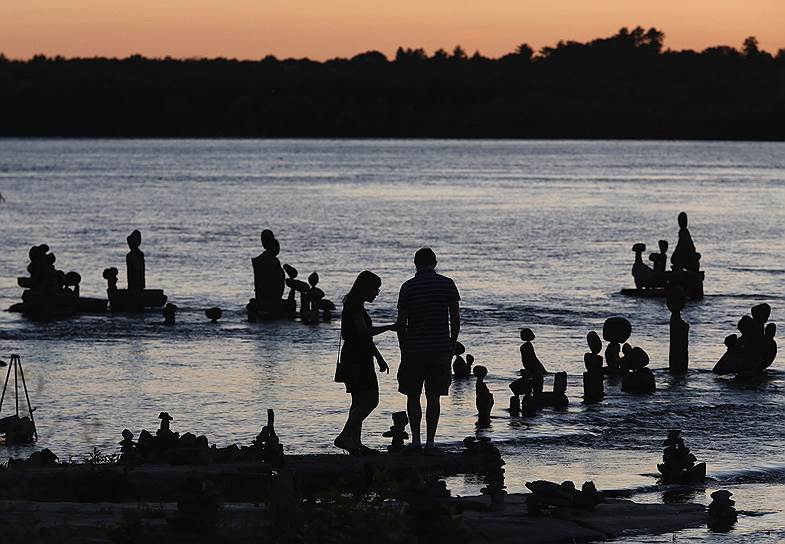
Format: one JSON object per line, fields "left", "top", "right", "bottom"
{"left": 396, "top": 248, "right": 460, "bottom": 453}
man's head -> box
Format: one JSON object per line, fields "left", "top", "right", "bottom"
{"left": 414, "top": 247, "right": 437, "bottom": 270}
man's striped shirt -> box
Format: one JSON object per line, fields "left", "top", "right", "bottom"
{"left": 397, "top": 268, "right": 460, "bottom": 353}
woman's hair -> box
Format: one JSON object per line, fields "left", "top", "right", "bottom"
{"left": 344, "top": 270, "right": 381, "bottom": 310}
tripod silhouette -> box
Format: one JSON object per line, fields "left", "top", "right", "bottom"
{"left": 0, "top": 354, "right": 38, "bottom": 442}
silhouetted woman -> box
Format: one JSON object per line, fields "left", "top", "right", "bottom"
{"left": 334, "top": 271, "right": 397, "bottom": 455}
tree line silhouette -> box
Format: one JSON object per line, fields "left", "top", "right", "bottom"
{"left": 1, "top": 27, "right": 783, "bottom": 139}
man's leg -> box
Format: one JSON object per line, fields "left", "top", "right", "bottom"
{"left": 425, "top": 393, "right": 441, "bottom": 446}
{"left": 406, "top": 394, "right": 423, "bottom": 446}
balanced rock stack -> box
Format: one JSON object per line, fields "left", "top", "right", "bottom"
{"left": 525, "top": 480, "right": 602, "bottom": 515}
{"left": 620, "top": 345, "right": 656, "bottom": 393}
{"left": 657, "top": 429, "right": 706, "bottom": 483}
{"left": 602, "top": 317, "right": 631, "bottom": 375}
{"left": 713, "top": 303, "right": 777, "bottom": 376}
{"left": 452, "top": 341, "right": 471, "bottom": 377}
{"left": 583, "top": 331, "right": 604, "bottom": 402}
{"left": 382, "top": 411, "right": 409, "bottom": 453}
{"left": 118, "top": 410, "right": 285, "bottom": 466}
{"left": 534, "top": 371, "right": 569, "bottom": 408}
{"left": 708, "top": 489, "right": 738, "bottom": 530}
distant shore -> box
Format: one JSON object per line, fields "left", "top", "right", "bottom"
{"left": 2, "top": 27, "right": 783, "bottom": 141}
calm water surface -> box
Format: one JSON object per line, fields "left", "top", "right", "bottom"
{"left": 1, "top": 139, "right": 785, "bottom": 542}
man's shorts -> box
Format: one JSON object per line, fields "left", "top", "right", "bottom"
{"left": 397, "top": 351, "right": 452, "bottom": 397}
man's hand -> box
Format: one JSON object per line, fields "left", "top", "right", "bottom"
{"left": 377, "top": 356, "right": 390, "bottom": 374}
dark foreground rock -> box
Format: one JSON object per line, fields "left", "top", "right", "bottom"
{"left": 0, "top": 449, "right": 502, "bottom": 502}
{"left": 0, "top": 492, "right": 708, "bottom": 544}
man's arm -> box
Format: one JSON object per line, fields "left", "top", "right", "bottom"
{"left": 448, "top": 300, "right": 460, "bottom": 353}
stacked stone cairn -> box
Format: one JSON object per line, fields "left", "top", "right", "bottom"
{"left": 583, "top": 331, "right": 604, "bottom": 402}
{"left": 118, "top": 410, "right": 285, "bottom": 467}
{"left": 631, "top": 242, "right": 654, "bottom": 289}
{"left": 535, "top": 371, "right": 569, "bottom": 408}
{"left": 713, "top": 303, "right": 777, "bottom": 376}
{"left": 162, "top": 303, "right": 178, "bottom": 325}
{"left": 102, "top": 230, "right": 168, "bottom": 312}
{"left": 281, "top": 264, "right": 299, "bottom": 316}
{"left": 474, "top": 365, "right": 494, "bottom": 428}
{"left": 303, "top": 272, "right": 336, "bottom": 323}
{"left": 520, "top": 328, "right": 548, "bottom": 376}
{"left": 12, "top": 244, "right": 88, "bottom": 319}
{"left": 708, "top": 490, "right": 738, "bottom": 530}
{"left": 525, "top": 480, "right": 602, "bottom": 515}
{"left": 252, "top": 409, "right": 285, "bottom": 467}
{"left": 657, "top": 429, "right": 706, "bottom": 483}
{"left": 464, "top": 437, "right": 506, "bottom": 505}
{"left": 620, "top": 345, "right": 655, "bottom": 394}
{"left": 667, "top": 287, "right": 690, "bottom": 373}
{"left": 382, "top": 411, "right": 409, "bottom": 452}
{"left": 452, "top": 341, "right": 472, "bottom": 377}
{"left": 602, "top": 317, "right": 630, "bottom": 375}
{"left": 280, "top": 267, "right": 335, "bottom": 323}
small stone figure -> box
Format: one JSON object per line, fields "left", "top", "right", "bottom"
{"left": 631, "top": 243, "right": 654, "bottom": 288}
{"left": 282, "top": 264, "right": 299, "bottom": 316}
{"left": 520, "top": 328, "right": 547, "bottom": 375}
{"left": 649, "top": 240, "right": 669, "bottom": 287}
{"left": 671, "top": 212, "right": 701, "bottom": 272}
{"left": 251, "top": 229, "right": 286, "bottom": 316}
{"left": 126, "top": 229, "right": 145, "bottom": 291}
{"left": 534, "top": 371, "right": 568, "bottom": 408}
{"left": 382, "top": 411, "right": 409, "bottom": 453}
{"left": 620, "top": 346, "right": 656, "bottom": 393}
{"left": 301, "top": 272, "right": 322, "bottom": 324}
{"left": 157, "top": 411, "right": 179, "bottom": 447}
{"left": 205, "top": 307, "right": 222, "bottom": 322}
{"left": 474, "top": 365, "right": 494, "bottom": 428}
{"left": 713, "top": 303, "right": 777, "bottom": 375}
{"left": 480, "top": 462, "right": 507, "bottom": 507}
{"left": 452, "top": 341, "right": 470, "bottom": 377}
{"left": 103, "top": 232, "right": 167, "bottom": 312}
{"left": 252, "top": 409, "right": 285, "bottom": 467}
{"left": 657, "top": 429, "right": 706, "bottom": 483}
{"left": 602, "top": 317, "right": 631, "bottom": 375}
{"left": 11, "top": 244, "right": 97, "bottom": 319}
{"left": 708, "top": 490, "right": 738, "bottom": 531}
{"left": 163, "top": 303, "right": 177, "bottom": 325}
{"left": 583, "top": 331, "right": 604, "bottom": 402}
{"left": 668, "top": 287, "right": 689, "bottom": 373}
{"left": 119, "top": 429, "right": 142, "bottom": 465}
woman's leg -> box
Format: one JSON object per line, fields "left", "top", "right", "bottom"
{"left": 347, "top": 389, "right": 379, "bottom": 446}
{"left": 336, "top": 389, "right": 377, "bottom": 450}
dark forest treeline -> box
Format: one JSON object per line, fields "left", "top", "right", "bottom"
{"left": 2, "top": 27, "right": 784, "bottom": 139}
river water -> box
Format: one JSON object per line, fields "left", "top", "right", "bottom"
{"left": 1, "top": 139, "right": 785, "bottom": 541}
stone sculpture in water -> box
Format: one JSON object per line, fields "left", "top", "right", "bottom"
{"left": 713, "top": 303, "right": 777, "bottom": 375}
{"left": 103, "top": 230, "right": 167, "bottom": 312}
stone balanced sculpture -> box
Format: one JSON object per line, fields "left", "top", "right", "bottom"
{"left": 667, "top": 287, "right": 689, "bottom": 373}
{"left": 583, "top": 331, "right": 604, "bottom": 402}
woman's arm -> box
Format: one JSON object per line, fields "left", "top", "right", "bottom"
{"left": 371, "top": 343, "right": 389, "bottom": 373}
{"left": 351, "top": 313, "right": 396, "bottom": 337}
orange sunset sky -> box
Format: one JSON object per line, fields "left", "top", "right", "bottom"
{"left": 2, "top": 0, "right": 784, "bottom": 60}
